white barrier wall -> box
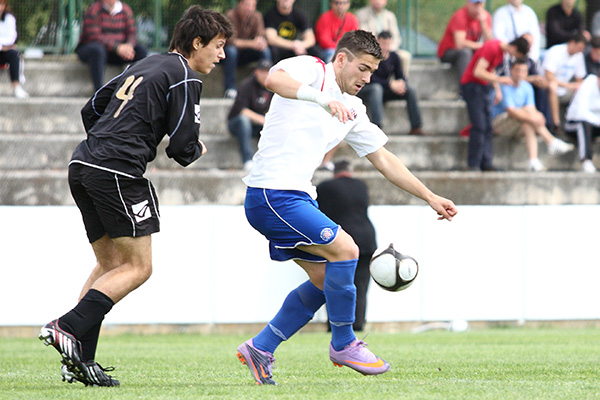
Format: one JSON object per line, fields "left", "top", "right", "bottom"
{"left": 1, "top": 205, "right": 598, "bottom": 326}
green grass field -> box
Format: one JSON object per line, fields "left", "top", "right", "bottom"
{"left": 1, "top": 328, "right": 599, "bottom": 399}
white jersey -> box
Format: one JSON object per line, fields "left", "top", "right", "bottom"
{"left": 565, "top": 74, "right": 600, "bottom": 126}
{"left": 243, "top": 55, "right": 388, "bottom": 198}
{"left": 541, "top": 44, "right": 586, "bottom": 97}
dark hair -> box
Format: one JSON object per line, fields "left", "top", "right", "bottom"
{"left": 169, "top": 6, "right": 233, "bottom": 57}
{"left": 569, "top": 31, "right": 589, "bottom": 45}
{"left": 591, "top": 36, "right": 600, "bottom": 49}
{"left": 512, "top": 57, "right": 528, "bottom": 67}
{"left": 377, "top": 30, "right": 392, "bottom": 40}
{"left": 334, "top": 30, "right": 383, "bottom": 61}
{"left": 334, "top": 159, "right": 352, "bottom": 175}
{"left": 509, "top": 36, "right": 530, "bottom": 56}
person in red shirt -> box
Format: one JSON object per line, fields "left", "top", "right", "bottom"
{"left": 314, "top": 0, "right": 359, "bottom": 62}
{"left": 460, "top": 37, "right": 530, "bottom": 171}
{"left": 437, "top": 0, "right": 492, "bottom": 82}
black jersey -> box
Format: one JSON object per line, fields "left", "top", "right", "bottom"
{"left": 72, "top": 52, "right": 204, "bottom": 177}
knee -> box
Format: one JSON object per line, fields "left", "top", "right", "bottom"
{"left": 134, "top": 261, "right": 153, "bottom": 285}
{"left": 335, "top": 236, "right": 360, "bottom": 261}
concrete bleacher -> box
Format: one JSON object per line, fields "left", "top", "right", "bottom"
{"left": 0, "top": 56, "right": 598, "bottom": 206}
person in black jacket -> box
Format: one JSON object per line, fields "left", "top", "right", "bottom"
{"left": 546, "top": 0, "right": 591, "bottom": 48}
{"left": 356, "top": 31, "right": 428, "bottom": 135}
{"left": 316, "top": 159, "right": 377, "bottom": 331}
{"left": 227, "top": 59, "right": 274, "bottom": 170}
{"left": 38, "top": 6, "right": 232, "bottom": 387}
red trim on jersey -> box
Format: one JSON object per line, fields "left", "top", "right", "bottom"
{"left": 313, "top": 57, "right": 326, "bottom": 91}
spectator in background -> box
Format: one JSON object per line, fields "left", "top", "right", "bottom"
{"left": 357, "top": 31, "right": 428, "bottom": 135}
{"left": 437, "top": 0, "right": 492, "bottom": 83}
{"left": 356, "top": 0, "right": 412, "bottom": 76}
{"left": 564, "top": 73, "right": 600, "bottom": 172}
{"left": 227, "top": 59, "right": 273, "bottom": 171}
{"left": 461, "top": 36, "right": 530, "bottom": 171}
{"left": 315, "top": 0, "right": 359, "bottom": 62}
{"left": 76, "top": 0, "right": 147, "bottom": 91}
{"left": 222, "top": 0, "right": 271, "bottom": 99}
{"left": 585, "top": 36, "right": 600, "bottom": 76}
{"left": 546, "top": 0, "right": 591, "bottom": 48}
{"left": 0, "top": 0, "right": 27, "bottom": 98}
{"left": 316, "top": 160, "right": 377, "bottom": 332}
{"left": 492, "top": 58, "right": 574, "bottom": 172}
{"left": 541, "top": 32, "right": 588, "bottom": 134}
{"left": 497, "top": 33, "right": 552, "bottom": 130}
{"left": 492, "top": 0, "right": 541, "bottom": 61}
{"left": 264, "top": 0, "right": 319, "bottom": 63}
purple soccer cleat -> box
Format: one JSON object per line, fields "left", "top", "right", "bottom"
{"left": 236, "top": 339, "right": 277, "bottom": 385}
{"left": 329, "top": 339, "right": 391, "bottom": 375}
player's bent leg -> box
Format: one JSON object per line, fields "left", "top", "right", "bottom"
{"left": 79, "top": 234, "right": 123, "bottom": 300}
{"left": 91, "top": 235, "right": 153, "bottom": 304}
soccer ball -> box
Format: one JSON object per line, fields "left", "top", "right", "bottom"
{"left": 369, "top": 243, "right": 419, "bottom": 292}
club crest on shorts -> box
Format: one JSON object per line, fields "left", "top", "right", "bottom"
{"left": 131, "top": 200, "right": 151, "bottom": 223}
{"left": 320, "top": 227, "right": 334, "bottom": 242}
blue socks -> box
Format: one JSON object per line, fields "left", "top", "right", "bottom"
{"left": 324, "top": 259, "right": 358, "bottom": 351}
{"left": 253, "top": 259, "right": 358, "bottom": 354}
{"left": 253, "top": 280, "right": 325, "bottom": 354}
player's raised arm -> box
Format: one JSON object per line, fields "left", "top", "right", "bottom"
{"left": 366, "top": 147, "right": 458, "bottom": 221}
{"left": 265, "top": 69, "right": 353, "bottom": 123}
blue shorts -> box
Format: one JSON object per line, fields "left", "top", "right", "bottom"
{"left": 245, "top": 187, "right": 340, "bottom": 262}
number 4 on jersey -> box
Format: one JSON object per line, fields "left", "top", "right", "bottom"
{"left": 114, "top": 75, "right": 144, "bottom": 118}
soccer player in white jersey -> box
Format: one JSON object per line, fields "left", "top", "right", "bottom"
{"left": 236, "top": 30, "right": 458, "bottom": 385}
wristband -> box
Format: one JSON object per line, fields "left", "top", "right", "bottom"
{"left": 296, "top": 84, "right": 333, "bottom": 109}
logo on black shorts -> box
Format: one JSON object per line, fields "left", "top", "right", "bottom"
{"left": 320, "top": 228, "right": 334, "bottom": 242}
{"left": 132, "top": 200, "right": 151, "bottom": 223}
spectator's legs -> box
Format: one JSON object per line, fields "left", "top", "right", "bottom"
{"left": 76, "top": 42, "right": 108, "bottom": 91}
{"left": 546, "top": 80, "right": 561, "bottom": 127}
{"left": 400, "top": 86, "right": 423, "bottom": 130}
{"left": 223, "top": 45, "right": 239, "bottom": 92}
{"left": 320, "top": 48, "right": 336, "bottom": 63}
{"left": 0, "top": 49, "right": 20, "bottom": 84}
{"left": 520, "top": 123, "right": 538, "bottom": 160}
{"left": 565, "top": 120, "right": 594, "bottom": 161}
{"left": 270, "top": 46, "right": 296, "bottom": 64}
{"left": 441, "top": 48, "right": 473, "bottom": 82}
{"left": 357, "top": 83, "right": 384, "bottom": 128}
{"left": 228, "top": 115, "right": 255, "bottom": 164}
{"left": 533, "top": 86, "right": 552, "bottom": 129}
{"left": 462, "top": 83, "right": 493, "bottom": 169}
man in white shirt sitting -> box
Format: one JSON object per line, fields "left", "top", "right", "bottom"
{"left": 541, "top": 32, "right": 588, "bottom": 134}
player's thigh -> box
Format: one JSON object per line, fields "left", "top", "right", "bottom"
{"left": 111, "top": 235, "right": 152, "bottom": 269}
{"left": 297, "top": 228, "right": 358, "bottom": 261}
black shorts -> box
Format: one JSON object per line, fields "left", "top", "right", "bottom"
{"left": 68, "top": 162, "right": 160, "bottom": 243}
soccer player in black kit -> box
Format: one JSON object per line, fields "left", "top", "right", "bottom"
{"left": 38, "top": 7, "right": 233, "bottom": 387}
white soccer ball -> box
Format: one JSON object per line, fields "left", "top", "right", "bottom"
{"left": 369, "top": 243, "right": 419, "bottom": 292}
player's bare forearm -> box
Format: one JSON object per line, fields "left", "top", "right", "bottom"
{"left": 265, "top": 69, "right": 302, "bottom": 99}
{"left": 367, "top": 147, "right": 457, "bottom": 220}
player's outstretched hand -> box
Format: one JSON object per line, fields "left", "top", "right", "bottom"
{"left": 428, "top": 194, "right": 458, "bottom": 221}
{"left": 326, "top": 100, "right": 354, "bottom": 123}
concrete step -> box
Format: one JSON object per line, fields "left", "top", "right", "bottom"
{"left": 0, "top": 96, "right": 467, "bottom": 136}
{"left": 2, "top": 133, "right": 592, "bottom": 172}
{"left": 1, "top": 57, "right": 458, "bottom": 100}
{"left": 2, "top": 169, "right": 599, "bottom": 206}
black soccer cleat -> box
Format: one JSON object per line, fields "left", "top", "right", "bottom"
{"left": 61, "top": 359, "right": 86, "bottom": 385}
{"left": 39, "top": 319, "right": 84, "bottom": 373}
{"left": 80, "top": 361, "right": 120, "bottom": 387}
